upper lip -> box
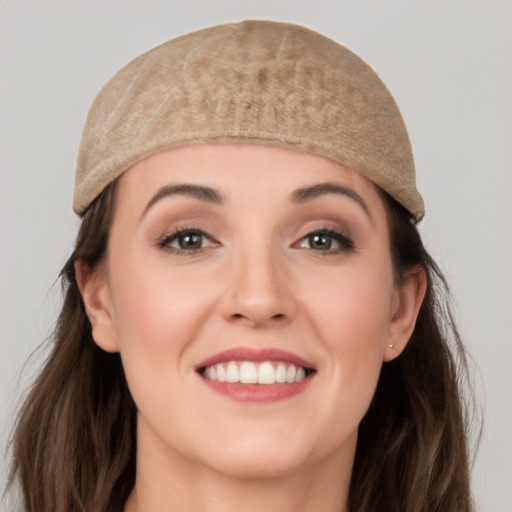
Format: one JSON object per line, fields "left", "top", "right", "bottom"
{"left": 195, "top": 347, "right": 316, "bottom": 371}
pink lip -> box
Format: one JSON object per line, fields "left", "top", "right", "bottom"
{"left": 201, "top": 379, "right": 314, "bottom": 402}
{"left": 195, "top": 347, "right": 316, "bottom": 403}
{"left": 195, "top": 347, "right": 316, "bottom": 370}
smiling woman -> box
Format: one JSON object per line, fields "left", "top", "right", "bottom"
{"left": 7, "top": 21, "right": 474, "bottom": 512}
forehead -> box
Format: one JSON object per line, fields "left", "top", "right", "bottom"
{"left": 109, "top": 144, "right": 392, "bottom": 254}
{"left": 117, "top": 144, "right": 381, "bottom": 204}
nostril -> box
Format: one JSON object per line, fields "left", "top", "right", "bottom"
{"left": 229, "top": 312, "right": 286, "bottom": 323}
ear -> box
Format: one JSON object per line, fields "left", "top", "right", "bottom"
{"left": 384, "top": 265, "right": 427, "bottom": 362}
{"left": 75, "top": 259, "right": 119, "bottom": 353}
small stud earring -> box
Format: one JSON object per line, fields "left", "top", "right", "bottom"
{"left": 388, "top": 343, "right": 395, "bottom": 349}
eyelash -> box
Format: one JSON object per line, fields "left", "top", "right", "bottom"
{"left": 294, "top": 227, "right": 354, "bottom": 255}
{"left": 157, "top": 226, "right": 354, "bottom": 256}
{"left": 157, "top": 227, "right": 219, "bottom": 255}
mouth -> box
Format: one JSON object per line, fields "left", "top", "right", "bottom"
{"left": 195, "top": 348, "right": 316, "bottom": 402}
{"left": 199, "top": 361, "right": 315, "bottom": 384}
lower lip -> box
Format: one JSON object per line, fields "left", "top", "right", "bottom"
{"left": 200, "top": 376, "right": 314, "bottom": 402}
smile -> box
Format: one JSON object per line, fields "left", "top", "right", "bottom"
{"left": 201, "top": 361, "right": 311, "bottom": 384}
{"left": 196, "top": 348, "right": 316, "bottom": 402}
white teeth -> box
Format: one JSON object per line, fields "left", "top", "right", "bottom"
{"left": 286, "top": 364, "right": 296, "bottom": 383}
{"left": 216, "top": 364, "right": 226, "bottom": 382}
{"left": 257, "top": 362, "right": 275, "bottom": 384}
{"left": 295, "top": 367, "right": 306, "bottom": 382}
{"left": 226, "top": 362, "right": 239, "bottom": 383}
{"left": 275, "top": 363, "right": 287, "bottom": 383}
{"left": 239, "top": 362, "right": 257, "bottom": 384}
{"left": 202, "top": 361, "right": 311, "bottom": 384}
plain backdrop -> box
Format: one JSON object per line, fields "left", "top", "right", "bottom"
{"left": 1, "top": 1, "right": 511, "bottom": 510}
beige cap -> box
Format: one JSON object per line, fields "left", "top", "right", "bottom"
{"left": 74, "top": 20, "right": 424, "bottom": 219}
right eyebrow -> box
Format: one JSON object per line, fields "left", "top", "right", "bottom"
{"left": 142, "top": 183, "right": 225, "bottom": 218}
{"left": 291, "top": 182, "right": 372, "bottom": 220}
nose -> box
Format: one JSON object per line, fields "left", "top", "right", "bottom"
{"left": 220, "top": 246, "right": 296, "bottom": 328}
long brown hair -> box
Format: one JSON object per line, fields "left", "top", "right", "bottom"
{"left": 7, "top": 182, "right": 476, "bottom": 512}
{"left": 349, "top": 193, "right": 476, "bottom": 511}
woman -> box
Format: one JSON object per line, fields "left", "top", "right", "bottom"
{"left": 8, "top": 20, "right": 474, "bottom": 512}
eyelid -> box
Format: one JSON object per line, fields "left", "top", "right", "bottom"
{"left": 155, "top": 223, "right": 354, "bottom": 256}
{"left": 293, "top": 226, "right": 355, "bottom": 254}
{"left": 157, "top": 227, "right": 220, "bottom": 254}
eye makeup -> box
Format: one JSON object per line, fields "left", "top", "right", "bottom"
{"left": 157, "top": 226, "right": 220, "bottom": 255}
{"left": 294, "top": 226, "right": 354, "bottom": 255}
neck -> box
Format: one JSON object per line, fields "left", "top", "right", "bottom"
{"left": 124, "top": 425, "right": 354, "bottom": 512}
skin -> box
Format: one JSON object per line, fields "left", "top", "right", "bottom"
{"left": 77, "top": 144, "right": 426, "bottom": 512}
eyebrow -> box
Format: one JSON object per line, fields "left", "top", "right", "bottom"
{"left": 291, "top": 182, "right": 372, "bottom": 219}
{"left": 142, "top": 181, "right": 371, "bottom": 220}
{"left": 143, "top": 183, "right": 224, "bottom": 216}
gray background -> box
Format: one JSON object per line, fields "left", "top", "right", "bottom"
{"left": 1, "top": 1, "right": 511, "bottom": 510}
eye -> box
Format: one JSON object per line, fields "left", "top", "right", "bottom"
{"left": 296, "top": 228, "right": 354, "bottom": 253}
{"left": 158, "top": 228, "right": 219, "bottom": 254}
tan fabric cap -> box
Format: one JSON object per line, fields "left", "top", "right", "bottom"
{"left": 74, "top": 20, "right": 424, "bottom": 219}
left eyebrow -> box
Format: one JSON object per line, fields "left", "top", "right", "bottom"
{"left": 291, "top": 182, "right": 372, "bottom": 220}
{"left": 142, "top": 183, "right": 225, "bottom": 219}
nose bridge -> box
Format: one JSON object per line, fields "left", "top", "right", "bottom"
{"left": 222, "top": 234, "right": 295, "bottom": 326}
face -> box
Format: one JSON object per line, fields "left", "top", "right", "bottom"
{"left": 81, "top": 144, "right": 422, "bottom": 481}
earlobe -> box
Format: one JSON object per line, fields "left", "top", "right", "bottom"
{"left": 74, "top": 259, "right": 119, "bottom": 353}
{"left": 384, "top": 265, "right": 427, "bottom": 362}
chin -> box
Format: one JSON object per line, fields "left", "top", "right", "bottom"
{"left": 206, "top": 446, "right": 311, "bottom": 480}
{"left": 189, "top": 424, "right": 345, "bottom": 480}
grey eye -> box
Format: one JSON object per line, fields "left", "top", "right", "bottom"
{"left": 175, "top": 232, "right": 204, "bottom": 250}
{"left": 296, "top": 229, "right": 354, "bottom": 253}
{"left": 307, "top": 233, "right": 333, "bottom": 250}
{"left": 159, "top": 229, "right": 218, "bottom": 253}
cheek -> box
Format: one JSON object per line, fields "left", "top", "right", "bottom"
{"left": 110, "top": 266, "right": 215, "bottom": 356}
{"left": 305, "top": 259, "right": 394, "bottom": 347}
{"left": 106, "top": 261, "right": 216, "bottom": 421}
{"left": 301, "top": 260, "right": 394, "bottom": 409}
